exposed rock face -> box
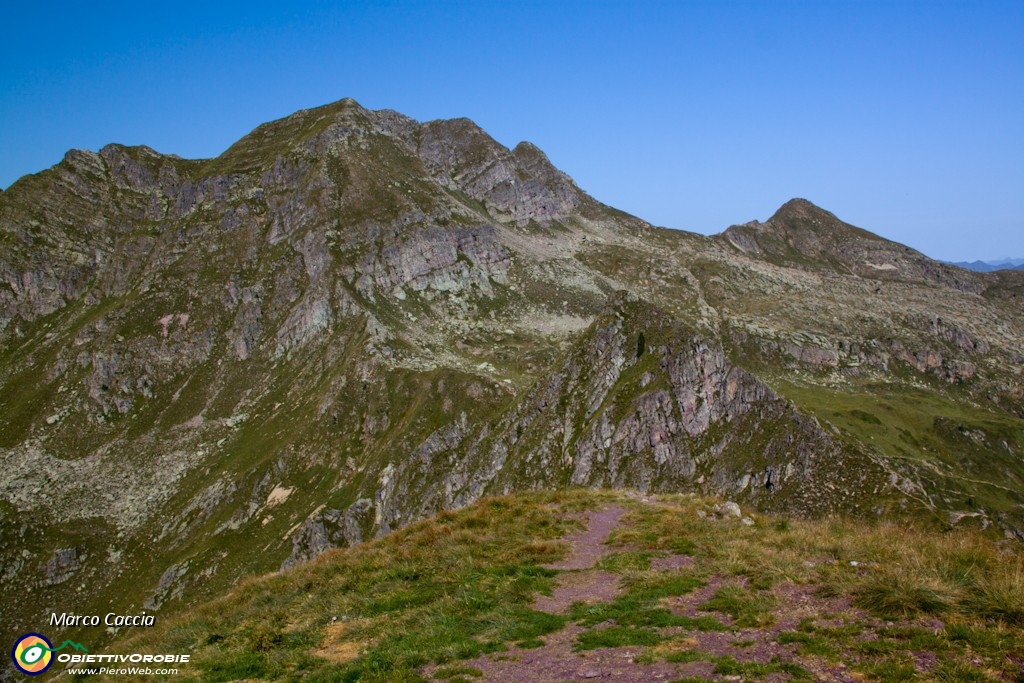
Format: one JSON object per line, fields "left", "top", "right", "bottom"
{"left": 145, "top": 561, "right": 190, "bottom": 611}
{"left": 1, "top": 98, "right": 1021, "bottom": 655}
{"left": 417, "top": 121, "right": 582, "bottom": 226}
{"left": 362, "top": 224, "right": 510, "bottom": 298}
{"left": 282, "top": 498, "right": 374, "bottom": 569}
{"left": 43, "top": 547, "right": 84, "bottom": 586}
{"left": 365, "top": 295, "right": 891, "bottom": 543}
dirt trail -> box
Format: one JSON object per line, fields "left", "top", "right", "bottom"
{"left": 426, "top": 505, "right": 711, "bottom": 682}
{"left": 543, "top": 506, "right": 626, "bottom": 570}
{"left": 532, "top": 506, "right": 626, "bottom": 614}
{"left": 421, "top": 504, "right": 950, "bottom": 683}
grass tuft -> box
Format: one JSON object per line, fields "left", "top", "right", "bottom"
{"left": 575, "top": 625, "right": 665, "bottom": 650}
{"left": 854, "top": 572, "right": 958, "bottom": 620}
{"left": 700, "top": 585, "right": 776, "bottom": 627}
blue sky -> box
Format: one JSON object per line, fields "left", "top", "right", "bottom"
{"left": 2, "top": 1, "right": 1022, "bottom": 261}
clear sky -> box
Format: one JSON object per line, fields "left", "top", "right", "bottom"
{"left": 2, "top": 1, "right": 1022, "bottom": 261}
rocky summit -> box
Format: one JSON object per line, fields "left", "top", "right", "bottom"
{"left": 1, "top": 98, "right": 1023, "bottom": 654}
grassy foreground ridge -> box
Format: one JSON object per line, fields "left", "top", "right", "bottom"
{"left": 105, "top": 490, "right": 1023, "bottom": 682}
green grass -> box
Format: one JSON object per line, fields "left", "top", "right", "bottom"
{"left": 103, "top": 490, "right": 1024, "bottom": 682}
{"left": 778, "top": 630, "right": 840, "bottom": 658}
{"left": 594, "top": 550, "right": 657, "bottom": 573}
{"left": 854, "top": 656, "right": 919, "bottom": 682}
{"left": 659, "top": 649, "right": 811, "bottom": 680}
{"left": 877, "top": 625, "right": 949, "bottom": 651}
{"left": 568, "top": 570, "right": 725, "bottom": 631}
{"left": 575, "top": 625, "right": 665, "bottom": 650}
{"left": 934, "top": 660, "right": 998, "bottom": 682}
{"left": 712, "top": 655, "right": 811, "bottom": 680}
{"left": 699, "top": 585, "right": 776, "bottom": 627}
{"left": 770, "top": 377, "right": 1024, "bottom": 515}
{"left": 434, "top": 665, "right": 484, "bottom": 679}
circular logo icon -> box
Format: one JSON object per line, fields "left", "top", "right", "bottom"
{"left": 11, "top": 633, "right": 53, "bottom": 676}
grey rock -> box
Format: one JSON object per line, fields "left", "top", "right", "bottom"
{"left": 43, "top": 547, "right": 84, "bottom": 586}
{"left": 719, "top": 502, "right": 743, "bottom": 519}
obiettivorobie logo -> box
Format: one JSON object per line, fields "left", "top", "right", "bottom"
{"left": 11, "top": 633, "right": 88, "bottom": 676}
{"left": 11, "top": 632, "right": 190, "bottom": 677}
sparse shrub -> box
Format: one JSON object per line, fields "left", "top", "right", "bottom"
{"left": 247, "top": 624, "right": 283, "bottom": 653}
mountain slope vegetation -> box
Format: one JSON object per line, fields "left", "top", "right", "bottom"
{"left": 1, "top": 99, "right": 1022, "bottom": 669}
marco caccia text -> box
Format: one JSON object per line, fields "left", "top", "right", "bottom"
{"left": 50, "top": 612, "right": 155, "bottom": 627}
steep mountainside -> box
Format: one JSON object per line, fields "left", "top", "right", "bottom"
{"left": 1, "top": 98, "right": 1022, "bottom": 661}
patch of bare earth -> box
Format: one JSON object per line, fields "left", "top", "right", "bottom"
{"left": 314, "top": 620, "right": 372, "bottom": 665}
{"left": 769, "top": 582, "right": 872, "bottom": 631}
{"left": 533, "top": 570, "right": 620, "bottom": 614}
{"left": 532, "top": 506, "right": 629, "bottom": 614}
{"left": 544, "top": 506, "right": 627, "bottom": 571}
{"left": 649, "top": 553, "right": 694, "bottom": 571}
{"left": 452, "top": 624, "right": 692, "bottom": 682}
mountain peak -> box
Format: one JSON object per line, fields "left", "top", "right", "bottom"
{"left": 719, "top": 198, "right": 985, "bottom": 291}
{"left": 722, "top": 198, "right": 867, "bottom": 252}
{"left": 768, "top": 197, "right": 841, "bottom": 225}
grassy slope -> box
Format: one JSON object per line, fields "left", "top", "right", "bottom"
{"left": 95, "top": 490, "right": 1024, "bottom": 683}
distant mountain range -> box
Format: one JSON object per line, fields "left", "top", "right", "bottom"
{"left": 948, "top": 258, "right": 1024, "bottom": 272}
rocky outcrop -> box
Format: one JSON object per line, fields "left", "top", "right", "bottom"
{"left": 144, "top": 561, "right": 190, "bottom": 611}
{"left": 363, "top": 295, "right": 891, "bottom": 544}
{"left": 361, "top": 224, "right": 510, "bottom": 299}
{"left": 281, "top": 498, "right": 374, "bottom": 569}
{"left": 42, "top": 547, "right": 84, "bottom": 586}
{"left": 417, "top": 119, "right": 583, "bottom": 225}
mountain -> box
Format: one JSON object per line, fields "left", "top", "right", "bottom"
{"left": 2, "top": 98, "right": 1023, "bottom": 663}
{"left": 948, "top": 258, "right": 1024, "bottom": 272}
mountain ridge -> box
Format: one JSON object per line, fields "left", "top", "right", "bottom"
{"left": 948, "top": 258, "right": 1024, "bottom": 273}
{"left": 1, "top": 98, "right": 1022, "bottom": 672}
